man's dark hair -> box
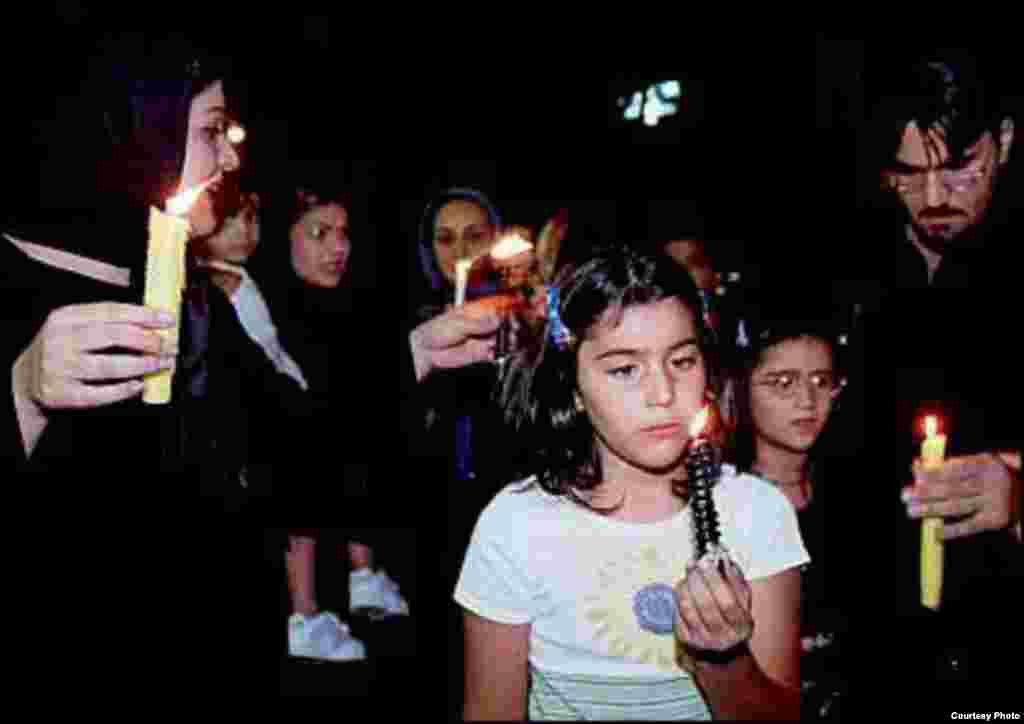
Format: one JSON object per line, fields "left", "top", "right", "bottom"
{"left": 863, "top": 47, "right": 1014, "bottom": 171}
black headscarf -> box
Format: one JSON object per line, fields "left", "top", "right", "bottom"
{"left": 7, "top": 33, "right": 240, "bottom": 277}
{"left": 412, "top": 187, "right": 503, "bottom": 321}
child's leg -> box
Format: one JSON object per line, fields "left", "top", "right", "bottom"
{"left": 286, "top": 535, "right": 318, "bottom": 617}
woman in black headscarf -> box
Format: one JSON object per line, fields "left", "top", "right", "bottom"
{"left": 1, "top": 33, "right": 301, "bottom": 691}
{"left": 4, "top": 34, "right": 309, "bottom": 490}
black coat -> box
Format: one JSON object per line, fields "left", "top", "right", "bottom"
{"left": 820, "top": 213, "right": 1023, "bottom": 717}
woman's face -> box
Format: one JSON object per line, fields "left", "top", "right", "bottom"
{"left": 749, "top": 336, "right": 837, "bottom": 457}
{"left": 203, "top": 194, "right": 259, "bottom": 264}
{"left": 432, "top": 199, "right": 496, "bottom": 284}
{"left": 290, "top": 202, "right": 351, "bottom": 288}
{"left": 577, "top": 298, "right": 707, "bottom": 475}
{"left": 180, "top": 80, "right": 242, "bottom": 237}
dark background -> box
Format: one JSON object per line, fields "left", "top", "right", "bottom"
{"left": 11, "top": 16, "right": 1022, "bottom": 704}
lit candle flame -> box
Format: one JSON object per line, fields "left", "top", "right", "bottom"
{"left": 925, "top": 415, "right": 938, "bottom": 438}
{"left": 166, "top": 176, "right": 217, "bottom": 216}
{"left": 490, "top": 233, "right": 534, "bottom": 261}
{"left": 689, "top": 405, "right": 710, "bottom": 437}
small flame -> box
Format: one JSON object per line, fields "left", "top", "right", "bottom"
{"left": 924, "top": 415, "right": 938, "bottom": 438}
{"left": 166, "top": 176, "right": 217, "bottom": 216}
{"left": 689, "top": 405, "right": 710, "bottom": 437}
{"left": 490, "top": 233, "right": 534, "bottom": 260}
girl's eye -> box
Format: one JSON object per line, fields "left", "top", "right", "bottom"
{"left": 810, "top": 373, "right": 836, "bottom": 391}
{"left": 608, "top": 364, "right": 638, "bottom": 380}
{"left": 671, "top": 356, "right": 697, "bottom": 371}
{"left": 774, "top": 375, "right": 795, "bottom": 390}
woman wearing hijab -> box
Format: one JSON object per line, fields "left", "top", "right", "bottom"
{"left": 1, "top": 34, "right": 302, "bottom": 692}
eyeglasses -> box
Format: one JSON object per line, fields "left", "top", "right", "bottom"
{"left": 754, "top": 371, "right": 845, "bottom": 400}
{"left": 306, "top": 221, "right": 348, "bottom": 243}
{"left": 203, "top": 119, "right": 246, "bottom": 147}
{"left": 886, "top": 165, "right": 987, "bottom": 196}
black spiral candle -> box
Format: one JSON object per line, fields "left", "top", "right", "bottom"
{"left": 685, "top": 406, "right": 726, "bottom": 565}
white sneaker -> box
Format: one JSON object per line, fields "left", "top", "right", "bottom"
{"left": 288, "top": 611, "right": 367, "bottom": 661}
{"left": 350, "top": 568, "right": 411, "bottom": 619}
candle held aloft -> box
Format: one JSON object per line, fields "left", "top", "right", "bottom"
{"left": 920, "top": 415, "right": 946, "bottom": 610}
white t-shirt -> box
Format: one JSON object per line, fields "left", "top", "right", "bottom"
{"left": 454, "top": 466, "right": 809, "bottom": 721}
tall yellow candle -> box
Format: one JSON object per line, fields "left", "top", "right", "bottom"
{"left": 142, "top": 179, "right": 211, "bottom": 404}
{"left": 920, "top": 415, "right": 946, "bottom": 610}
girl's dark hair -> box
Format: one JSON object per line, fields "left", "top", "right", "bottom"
{"left": 724, "top": 301, "right": 850, "bottom": 473}
{"left": 499, "top": 244, "right": 720, "bottom": 512}
{"left": 286, "top": 186, "right": 356, "bottom": 230}
{"left": 248, "top": 175, "right": 361, "bottom": 302}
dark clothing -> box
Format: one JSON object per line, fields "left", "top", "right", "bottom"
{"left": 794, "top": 465, "right": 847, "bottom": 721}
{"left": 823, "top": 215, "right": 1023, "bottom": 718}
{"left": 1, "top": 233, "right": 310, "bottom": 692}
{"left": 2, "top": 239, "right": 310, "bottom": 492}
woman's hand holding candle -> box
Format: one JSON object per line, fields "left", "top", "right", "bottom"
{"left": 410, "top": 305, "right": 502, "bottom": 382}
{"left": 12, "top": 304, "right": 177, "bottom": 458}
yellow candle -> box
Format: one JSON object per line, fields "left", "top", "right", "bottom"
{"left": 142, "top": 206, "right": 189, "bottom": 404}
{"left": 141, "top": 179, "right": 211, "bottom": 404}
{"left": 920, "top": 415, "right": 946, "bottom": 610}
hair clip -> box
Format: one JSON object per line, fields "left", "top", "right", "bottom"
{"left": 736, "top": 319, "right": 750, "bottom": 349}
{"left": 547, "top": 286, "right": 576, "bottom": 351}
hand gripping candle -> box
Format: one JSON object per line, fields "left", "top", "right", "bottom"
{"left": 142, "top": 179, "right": 213, "bottom": 404}
{"left": 920, "top": 415, "right": 947, "bottom": 610}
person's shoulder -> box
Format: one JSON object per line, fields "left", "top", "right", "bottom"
{"left": 716, "top": 465, "right": 792, "bottom": 513}
{"left": 482, "top": 477, "right": 554, "bottom": 513}
{"left": 476, "top": 477, "right": 561, "bottom": 529}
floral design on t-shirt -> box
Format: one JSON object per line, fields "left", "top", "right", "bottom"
{"left": 581, "top": 543, "right": 690, "bottom": 672}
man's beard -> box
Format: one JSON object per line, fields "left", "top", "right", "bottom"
{"left": 912, "top": 212, "right": 988, "bottom": 254}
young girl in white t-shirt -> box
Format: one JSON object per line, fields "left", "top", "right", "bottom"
{"left": 454, "top": 246, "right": 808, "bottom": 720}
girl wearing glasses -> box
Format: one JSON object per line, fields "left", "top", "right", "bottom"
{"left": 723, "top": 297, "right": 851, "bottom": 720}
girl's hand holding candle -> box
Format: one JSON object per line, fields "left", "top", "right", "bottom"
{"left": 676, "top": 405, "right": 750, "bottom": 670}
{"left": 674, "top": 556, "right": 754, "bottom": 659}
